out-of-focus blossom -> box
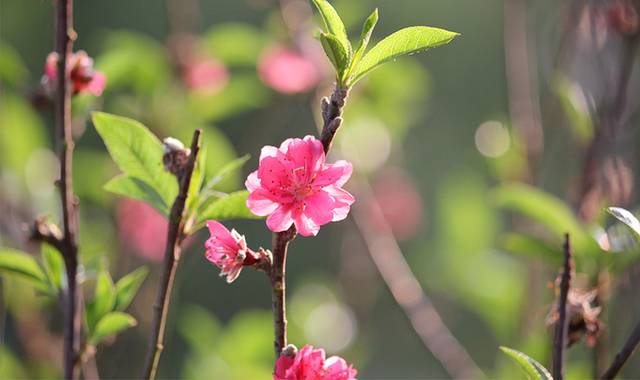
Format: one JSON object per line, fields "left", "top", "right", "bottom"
{"left": 258, "top": 45, "right": 321, "bottom": 94}
{"left": 274, "top": 345, "right": 357, "bottom": 380}
{"left": 246, "top": 136, "right": 354, "bottom": 237}
{"left": 368, "top": 168, "right": 423, "bottom": 240}
{"left": 42, "top": 50, "right": 106, "bottom": 96}
{"left": 182, "top": 56, "right": 229, "bottom": 95}
{"left": 205, "top": 220, "right": 248, "bottom": 283}
{"left": 117, "top": 199, "right": 167, "bottom": 262}
{"left": 608, "top": 0, "right": 639, "bottom": 36}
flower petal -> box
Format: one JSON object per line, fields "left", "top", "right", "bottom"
{"left": 304, "top": 191, "right": 334, "bottom": 226}
{"left": 246, "top": 189, "right": 279, "bottom": 216}
{"left": 266, "top": 206, "right": 294, "bottom": 232}
{"left": 294, "top": 210, "right": 320, "bottom": 237}
{"left": 245, "top": 171, "right": 261, "bottom": 192}
{"left": 315, "top": 160, "right": 352, "bottom": 188}
{"left": 260, "top": 145, "right": 279, "bottom": 161}
{"left": 86, "top": 71, "right": 106, "bottom": 96}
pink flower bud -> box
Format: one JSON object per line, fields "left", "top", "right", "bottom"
{"left": 204, "top": 221, "right": 249, "bottom": 283}
{"left": 42, "top": 50, "right": 107, "bottom": 96}
{"left": 258, "top": 45, "right": 321, "bottom": 94}
{"left": 274, "top": 345, "right": 357, "bottom": 380}
{"left": 245, "top": 136, "right": 354, "bottom": 237}
{"left": 182, "top": 56, "right": 229, "bottom": 95}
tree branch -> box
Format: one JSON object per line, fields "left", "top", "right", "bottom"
{"left": 552, "top": 233, "right": 572, "bottom": 380}
{"left": 53, "top": 0, "right": 81, "bottom": 377}
{"left": 269, "top": 86, "right": 349, "bottom": 357}
{"left": 600, "top": 320, "right": 640, "bottom": 379}
{"left": 143, "top": 129, "right": 202, "bottom": 380}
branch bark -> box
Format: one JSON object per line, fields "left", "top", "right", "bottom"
{"left": 599, "top": 320, "right": 640, "bottom": 379}
{"left": 552, "top": 234, "right": 572, "bottom": 380}
{"left": 54, "top": 0, "right": 81, "bottom": 377}
{"left": 143, "top": 129, "right": 202, "bottom": 380}
{"left": 269, "top": 86, "right": 348, "bottom": 357}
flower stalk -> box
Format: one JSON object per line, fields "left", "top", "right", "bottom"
{"left": 143, "top": 129, "right": 202, "bottom": 380}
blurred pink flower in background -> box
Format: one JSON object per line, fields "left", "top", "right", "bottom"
{"left": 258, "top": 45, "right": 322, "bottom": 94}
{"left": 43, "top": 50, "right": 106, "bottom": 96}
{"left": 368, "top": 168, "right": 424, "bottom": 240}
{"left": 274, "top": 345, "right": 357, "bottom": 380}
{"left": 116, "top": 199, "right": 167, "bottom": 262}
{"left": 182, "top": 56, "right": 229, "bottom": 95}
{"left": 204, "top": 220, "right": 248, "bottom": 283}
{"left": 246, "top": 136, "right": 354, "bottom": 237}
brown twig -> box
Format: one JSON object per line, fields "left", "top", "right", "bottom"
{"left": 600, "top": 320, "right": 640, "bottom": 379}
{"left": 269, "top": 86, "right": 348, "bottom": 356}
{"left": 52, "top": 0, "right": 82, "bottom": 377}
{"left": 351, "top": 181, "right": 484, "bottom": 380}
{"left": 143, "top": 129, "right": 202, "bottom": 380}
{"left": 552, "top": 234, "right": 572, "bottom": 380}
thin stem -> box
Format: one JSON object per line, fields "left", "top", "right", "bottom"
{"left": 552, "top": 234, "right": 572, "bottom": 380}
{"left": 143, "top": 129, "right": 202, "bottom": 380}
{"left": 269, "top": 86, "right": 349, "bottom": 357}
{"left": 54, "top": 0, "right": 81, "bottom": 377}
{"left": 599, "top": 320, "right": 640, "bottom": 379}
{"left": 351, "top": 180, "right": 483, "bottom": 380}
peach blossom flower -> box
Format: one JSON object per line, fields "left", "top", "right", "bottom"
{"left": 258, "top": 45, "right": 321, "bottom": 94}
{"left": 274, "top": 345, "right": 357, "bottom": 380}
{"left": 204, "top": 221, "right": 249, "bottom": 283}
{"left": 182, "top": 56, "right": 229, "bottom": 95}
{"left": 117, "top": 199, "right": 166, "bottom": 262}
{"left": 43, "top": 50, "right": 106, "bottom": 96}
{"left": 246, "top": 136, "right": 354, "bottom": 237}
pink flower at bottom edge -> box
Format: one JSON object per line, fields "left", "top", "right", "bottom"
{"left": 245, "top": 136, "right": 355, "bottom": 237}
{"left": 204, "top": 220, "right": 248, "bottom": 283}
{"left": 274, "top": 345, "right": 357, "bottom": 380}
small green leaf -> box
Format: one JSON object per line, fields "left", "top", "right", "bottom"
{"left": 0, "top": 249, "right": 48, "bottom": 290}
{"left": 195, "top": 190, "right": 262, "bottom": 229}
{"left": 86, "top": 270, "right": 116, "bottom": 331}
{"left": 311, "top": 0, "right": 351, "bottom": 55}
{"left": 607, "top": 207, "right": 640, "bottom": 238}
{"left": 42, "top": 244, "right": 65, "bottom": 293}
{"left": 114, "top": 267, "right": 148, "bottom": 311}
{"left": 501, "top": 233, "right": 562, "bottom": 265}
{"left": 492, "top": 183, "right": 597, "bottom": 254}
{"left": 187, "top": 146, "right": 207, "bottom": 215}
{"left": 351, "top": 26, "right": 459, "bottom": 85}
{"left": 104, "top": 174, "right": 170, "bottom": 216}
{"left": 320, "top": 33, "right": 350, "bottom": 81}
{"left": 202, "top": 154, "right": 250, "bottom": 193}
{"left": 347, "top": 8, "right": 378, "bottom": 76}
{"left": 89, "top": 312, "right": 137, "bottom": 345}
{"left": 499, "top": 346, "right": 553, "bottom": 380}
{"left": 92, "top": 112, "right": 178, "bottom": 206}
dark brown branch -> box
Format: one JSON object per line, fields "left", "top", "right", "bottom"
{"left": 552, "top": 234, "right": 572, "bottom": 380}
{"left": 600, "top": 320, "right": 640, "bottom": 379}
{"left": 53, "top": 0, "right": 81, "bottom": 377}
{"left": 269, "top": 86, "right": 349, "bottom": 357}
{"left": 143, "top": 129, "right": 202, "bottom": 380}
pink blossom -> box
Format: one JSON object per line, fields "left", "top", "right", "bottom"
{"left": 117, "top": 199, "right": 167, "bottom": 262}
{"left": 258, "top": 45, "right": 321, "bottom": 94}
{"left": 43, "top": 50, "right": 106, "bottom": 96}
{"left": 245, "top": 136, "right": 354, "bottom": 237}
{"left": 205, "top": 220, "right": 249, "bottom": 283}
{"left": 182, "top": 56, "right": 229, "bottom": 95}
{"left": 274, "top": 345, "right": 357, "bottom": 380}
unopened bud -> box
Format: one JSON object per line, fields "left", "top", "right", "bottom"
{"left": 281, "top": 344, "right": 298, "bottom": 358}
{"left": 162, "top": 137, "right": 191, "bottom": 176}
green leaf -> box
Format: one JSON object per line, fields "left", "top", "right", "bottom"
{"left": 607, "top": 207, "right": 640, "bottom": 238}
{"left": 202, "top": 154, "right": 250, "bottom": 192}
{"left": 114, "top": 267, "right": 148, "bottom": 311}
{"left": 351, "top": 26, "right": 459, "bottom": 85}
{"left": 500, "top": 233, "right": 562, "bottom": 265}
{"left": 0, "top": 42, "right": 29, "bottom": 87}
{"left": 195, "top": 191, "right": 262, "bottom": 229}
{"left": 92, "top": 112, "right": 178, "bottom": 206}
{"left": 89, "top": 312, "right": 137, "bottom": 345}
{"left": 86, "top": 270, "right": 116, "bottom": 331}
{"left": 492, "top": 183, "right": 597, "bottom": 254}
{"left": 42, "top": 244, "right": 65, "bottom": 293}
{"left": 187, "top": 146, "right": 207, "bottom": 215}
{"left": 319, "top": 33, "right": 350, "bottom": 80}
{"left": 104, "top": 174, "right": 170, "bottom": 216}
{"left": 200, "top": 23, "right": 268, "bottom": 66}
{"left": 347, "top": 8, "right": 378, "bottom": 76}
{"left": 0, "top": 249, "right": 48, "bottom": 291}
{"left": 311, "top": 0, "right": 351, "bottom": 56}
{"left": 499, "top": 346, "right": 553, "bottom": 380}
